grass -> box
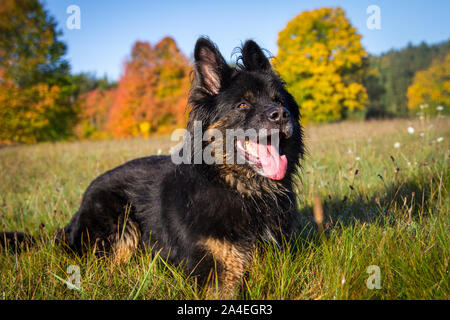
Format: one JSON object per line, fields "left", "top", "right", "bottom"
{"left": 0, "top": 117, "right": 448, "bottom": 300}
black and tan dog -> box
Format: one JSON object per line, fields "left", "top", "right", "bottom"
{"left": 1, "top": 37, "right": 304, "bottom": 297}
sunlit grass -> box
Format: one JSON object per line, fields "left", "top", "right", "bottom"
{"left": 0, "top": 117, "right": 448, "bottom": 299}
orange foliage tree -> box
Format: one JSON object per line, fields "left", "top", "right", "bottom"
{"left": 75, "top": 88, "right": 117, "bottom": 138}
{"left": 108, "top": 37, "right": 191, "bottom": 138}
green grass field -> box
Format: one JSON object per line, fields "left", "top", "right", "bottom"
{"left": 0, "top": 117, "right": 448, "bottom": 300}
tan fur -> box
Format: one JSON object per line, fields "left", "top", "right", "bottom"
{"left": 207, "top": 120, "right": 225, "bottom": 130}
{"left": 217, "top": 165, "right": 289, "bottom": 198}
{"left": 243, "top": 90, "right": 255, "bottom": 102}
{"left": 199, "top": 237, "right": 253, "bottom": 298}
{"left": 110, "top": 220, "right": 141, "bottom": 264}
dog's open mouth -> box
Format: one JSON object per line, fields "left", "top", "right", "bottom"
{"left": 236, "top": 135, "right": 287, "bottom": 180}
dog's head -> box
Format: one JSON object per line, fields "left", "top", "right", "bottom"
{"left": 186, "top": 37, "right": 303, "bottom": 188}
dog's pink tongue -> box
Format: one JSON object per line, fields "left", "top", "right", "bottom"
{"left": 256, "top": 143, "right": 287, "bottom": 180}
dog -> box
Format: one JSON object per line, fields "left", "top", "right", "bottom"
{"left": 1, "top": 37, "right": 304, "bottom": 297}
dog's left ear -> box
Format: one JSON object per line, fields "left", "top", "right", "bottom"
{"left": 241, "top": 40, "right": 272, "bottom": 72}
{"left": 193, "top": 37, "right": 232, "bottom": 95}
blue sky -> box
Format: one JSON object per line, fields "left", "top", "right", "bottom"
{"left": 44, "top": 0, "right": 450, "bottom": 80}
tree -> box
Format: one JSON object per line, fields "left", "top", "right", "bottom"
{"left": 70, "top": 72, "right": 117, "bottom": 138}
{"left": 369, "top": 40, "right": 450, "bottom": 116}
{"left": 407, "top": 52, "right": 450, "bottom": 111}
{"left": 107, "top": 41, "right": 156, "bottom": 137}
{"left": 362, "top": 60, "right": 389, "bottom": 119}
{"left": 275, "top": 7, "right": 368, "bottom": 123}
{"left": 70, "top": 72, "right": 116, "bottom": 97}
{"left": 0, "top": 0, "right": 75, "bottom": 143}
{"left": 75, "top": 87, "right": 117, "bottom": 138}
{"left": 153, "top": 37, "right": 191, "bottom": 127}
{"left": 108, "top": 37, "right": 190, "bottom": 138}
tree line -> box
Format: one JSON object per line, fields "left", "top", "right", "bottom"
{"left": 0, "top": 1, "right": 448, "bottom": 144}
{"left": 365, "top": 40, "right": 450, "bottom": 119}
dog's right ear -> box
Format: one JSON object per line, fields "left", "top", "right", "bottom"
{"left": 241, "top": 40, "right": 272, "bottom": 72}
{"left": 193, "top": 37, "right": 231, "bottom": 95}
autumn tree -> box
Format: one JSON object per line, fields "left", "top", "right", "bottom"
{"left": 407, "top": 52, "right": 450, "bottom": 111}
{"left": 70, "top": 73, "right": 117, "bottom": 138}
{"left": 75, "top": 87, "right": 117, "bottom": 138}
{"left": 152, "top": 37, "right": 191, "bottom": 128}
{"left": 275, "top": 7, "right": 368, "bottom": 123}
{"left": 0, "top": 0, "right": 76, "bottom": 143}
{"left": 360, "top": 40, "right": 449, "bottom": 117}
{"left": 108, "top": 37, "right": 190, "bottom": 138}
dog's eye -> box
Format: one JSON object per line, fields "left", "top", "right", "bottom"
{"left": 237, "top": 103, "right": 248, "bottom": 109}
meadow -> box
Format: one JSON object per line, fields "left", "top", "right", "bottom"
{"left": 0, "top": 117, "right": 448, "bottom": 300}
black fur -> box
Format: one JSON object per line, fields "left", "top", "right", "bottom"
{"left": 1, "top": 38, "right": 304, "bottom": 295}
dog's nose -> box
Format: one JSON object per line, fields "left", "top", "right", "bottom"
{"left": 265, "top": 106, "right": 290, "bottom": 123}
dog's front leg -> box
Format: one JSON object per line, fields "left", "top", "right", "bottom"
{"left": 197, "top": 237, "right": 252, "bottom": 299}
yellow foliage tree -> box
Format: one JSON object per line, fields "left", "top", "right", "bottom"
{"left": 275, "top": 7, "right": 368, "bottom": 123}
{"left": 407, "top": 52, "right": 450, "bottom": 110}
{"left": 0, "top": 71, "right": 66, "bottom": 144}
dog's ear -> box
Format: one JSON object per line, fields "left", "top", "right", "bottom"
{"left": 241, "top": 40, "right": 271, "bottom": 72}
{"left": 194, "top": 37, "right": 231, "bottom": 95}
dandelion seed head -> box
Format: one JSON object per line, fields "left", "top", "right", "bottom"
{"left": 394, "top": 142, "right": 401, "bottom": 148}
{"left": 407, "top": 127, "right": 414, "bottom": 134}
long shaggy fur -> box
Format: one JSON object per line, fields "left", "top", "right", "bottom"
{"left": 1, "top": 37, "right": 304, "bottom": 297}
